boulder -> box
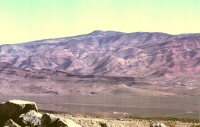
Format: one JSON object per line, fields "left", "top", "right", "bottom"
{"left": 41, "top": 113, "right": 82, "bottom": 127}
{"left": 3, "top": 119, "right": 21, "bottom": 127}
{"left": 0, "top": 100, "right": 38, "bottom": 126}
{"left": 17, "top": 110, "right": 42, "bottom": 127}
{"left": 99, "top": 121, "right": 108, "bottom": 127}
{"left": 150, "top": 122, "right": 166, "bottom": 127}
{"left": 0, "top": 99, "right": 82, "bottom": 127}
{"left": 41, "top": 113, "right": 58, "bottom": 127}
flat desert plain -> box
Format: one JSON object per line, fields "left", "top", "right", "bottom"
{"left": 0, "top": 94, "right": 199, "bottom": 120}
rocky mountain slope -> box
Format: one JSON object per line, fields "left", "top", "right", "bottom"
{"left": 0, "top": 31, "right": 200, "bottom": 95}
{"left": 1, "top": 31, "right": 200, "bottom": 77}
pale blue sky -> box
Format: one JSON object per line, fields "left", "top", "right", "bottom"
{"left": 0, "top": 0, "right": 200, "bottom": 44}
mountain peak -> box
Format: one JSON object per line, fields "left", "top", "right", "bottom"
{"left": 88, "top": 30, "right": 123, "bottom": 37}
{"left": 89, "top": 30, "right": 107, "bottom": 36}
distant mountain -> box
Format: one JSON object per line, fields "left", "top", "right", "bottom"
{"left": 0, "top": 31, "right": 200, "bottom": 90}
{"left": 0, "top": 30, "right": 200, "bottom": 96}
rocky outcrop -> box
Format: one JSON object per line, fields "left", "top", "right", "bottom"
{"left": 0, "top": 100, "right": 82, "bottom": 127}
{"left": 0, "top": 100, "right": 38, "bottom": 126}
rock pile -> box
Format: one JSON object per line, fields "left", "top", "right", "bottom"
{"left": 0, "top": 100, "right": 82, "bottom": 127}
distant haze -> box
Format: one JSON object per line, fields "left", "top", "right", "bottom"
{"left": 0, "top": 0, "right": 200, "bottom": 44}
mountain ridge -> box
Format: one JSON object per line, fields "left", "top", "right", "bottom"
{"left": 0, "top": 31, "right": 199, "bottom": 96}
{"left": 0, "top": 31, "right": 200, "bottom": 86}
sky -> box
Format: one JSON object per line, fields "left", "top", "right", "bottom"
{"left": 0, "top": 0, "right": 200, "bottom": 44}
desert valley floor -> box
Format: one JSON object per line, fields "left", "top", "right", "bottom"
{"left": 0, "top": 94, "right": 199, "bottom": 120}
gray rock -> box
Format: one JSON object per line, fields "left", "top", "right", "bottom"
{"left": 41, "top": 113, "right": 82, "bottom": 127}
{"left": 17, "top": 110, "right": 42, "bottom": 127}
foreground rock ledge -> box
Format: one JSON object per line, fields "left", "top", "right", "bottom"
{"left": 0, "top": 99, "right": 82, "bottom": 127}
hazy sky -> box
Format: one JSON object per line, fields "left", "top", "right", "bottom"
{"left": 0, "top": 0, "right": 200, "bottom": 44}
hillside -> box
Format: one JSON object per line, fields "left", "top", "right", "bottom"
{"left": 0, "top": 31, "right": 200, "bottom": 89}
